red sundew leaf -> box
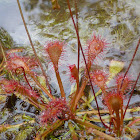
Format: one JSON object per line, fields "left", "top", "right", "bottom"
{"left": 44, "top": 41, "right": 65, "bottom": 67}
{"left": 6, "top": 54, "right": 38, "bottom": 74}
{"left": 16, "top": 84, "right": 40, "bottom": 99}
{"left": 39, "top": 98, "right": 74, "bottom": 126}
{"left": 104, "top": 91, "right": 123, "bottom": 113}
{"left": 115, "top": 74, "right": 133, "bottom": 94}
{"left": 0, "top": 78, "right": 42, "bottom": 106}
{"left": 90, "top": 70, "right": 108, "bottom": 91}
{"left": 86, "top": 34, "right": 108, "bottom": 63}
{"left": 0, "top": 79, "right": 18, "bottom": 94}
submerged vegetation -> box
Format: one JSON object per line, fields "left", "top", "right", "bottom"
{"left": 0, "top": 0, "right": 140, "bottom": 139}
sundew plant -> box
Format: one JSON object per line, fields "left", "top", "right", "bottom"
{"left": 0, "top": 0, "right": 140, "bottom": 140}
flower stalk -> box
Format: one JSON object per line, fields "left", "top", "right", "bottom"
{"left": 16, "top": 0, "right": 51, "bottom": 93}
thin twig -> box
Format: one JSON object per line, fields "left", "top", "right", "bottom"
{"left": 29, "top": 72, "right": 54, "bottom": 99}
{"left": 75, "top": 0, "right": 80, "bottom": 77}
{"left": 67, "top": 0, "right": 108, "bottom": 128}
{"left": 123, "top": 72, "right": 140, "bottom": 118}
{"left": 16, "top": 0, "right": 52, "bottom": 94}
{"left": 120, "top": 38, "right": 140, "bottom": 91}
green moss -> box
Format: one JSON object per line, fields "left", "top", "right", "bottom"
{"left": 0, "top": 27, "right": 14, "bottom": 49}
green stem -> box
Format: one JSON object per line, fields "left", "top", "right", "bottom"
{"left": 74, "top": 117, "right": 105, "bottom": 131}
{"left": 29, "top": 72, "right": 54, "bottom": 99}
{"left": 36, "top": 120, "right": 63, "bottom": 140}
{"left": 89, "top": 128, "right": 117, "bottom": 140}
{"left": 0, "top": 120, "right": 35, "bottom": 133}
{"left": 74, "top": 117, "right": 117, "bottom": 140}
{"left": 68, "top": 122, "right": 78, "bottom": 140}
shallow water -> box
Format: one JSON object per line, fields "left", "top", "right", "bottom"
{"left": 0, "top": 0, "right": 140, "bottom": 89}
{"left": 0, "top": 0, "right": 140, "bottom": 139}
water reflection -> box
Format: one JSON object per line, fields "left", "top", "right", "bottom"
{"left": 21, "top": 0, "right": 140, "bottom": 48}
{"left": 0, "top": 0, "right": 140, "bottom": 89}
{"left": 0, "top": 0, "right": 139, "bottom": 46}
{"left": 21, "top": 0, "right": 140, "bottom": 79}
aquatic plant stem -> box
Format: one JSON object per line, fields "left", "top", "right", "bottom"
{"left": 115, "top": 110, "right": 121, "bottom": 136}
{"left": 89, "top": 128, "right": 117, "bottom": 140}
{"left": 75, "top": 118, "right": 117, "bottom": 140}
{"left": 126, "top": 118, "right": 140, "bottom": 128}
{"left": 54, "top": 66, "right": 65, "bottom": 98}
{"left": 75, "top": 0, "right": 80, "bottom": 79}
{"left": 35, "top": 120, "right": 63, "bottom": 140}
{"left": 68, "top": 122, "right": 78, "bottom": 140}
{"left": 120, "top": 38, "right": 140, "bottom": 92}
{"left": 74, "top": 117, "right": 105, "bottom": 131}
{"left": 72, "top": 63, "right": 92, "bottom": 110}
{"left": 29, "top": 72, "right": 54, "bottom": 99}
{"left": 76, "top": 107, "right": 140, "bottom": 115}
{"left": 0, "top": 120, "right": 35, "bottom": 133}
{"left": 74, "top": 118, "right": 117, "bottom": 140}
{"left": 72, "top": 79, "right": 87, "bottom": 110}
{"left": 120, "top": 107, "right": 123, "bottom": 128}
{"left": 67, "top": 0, "right": 108, "bottom": 128}
{"left": 16, "top": 0, "right": 52, "bottom": 94}
{"left": 67, "top": 0, "right": 80, "bottom": 78}
{"left": 28, "top": 97, "right": 44, "bottom": 109}
{"left": 123, "top": 72, "right": 140, "bottom": 119}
